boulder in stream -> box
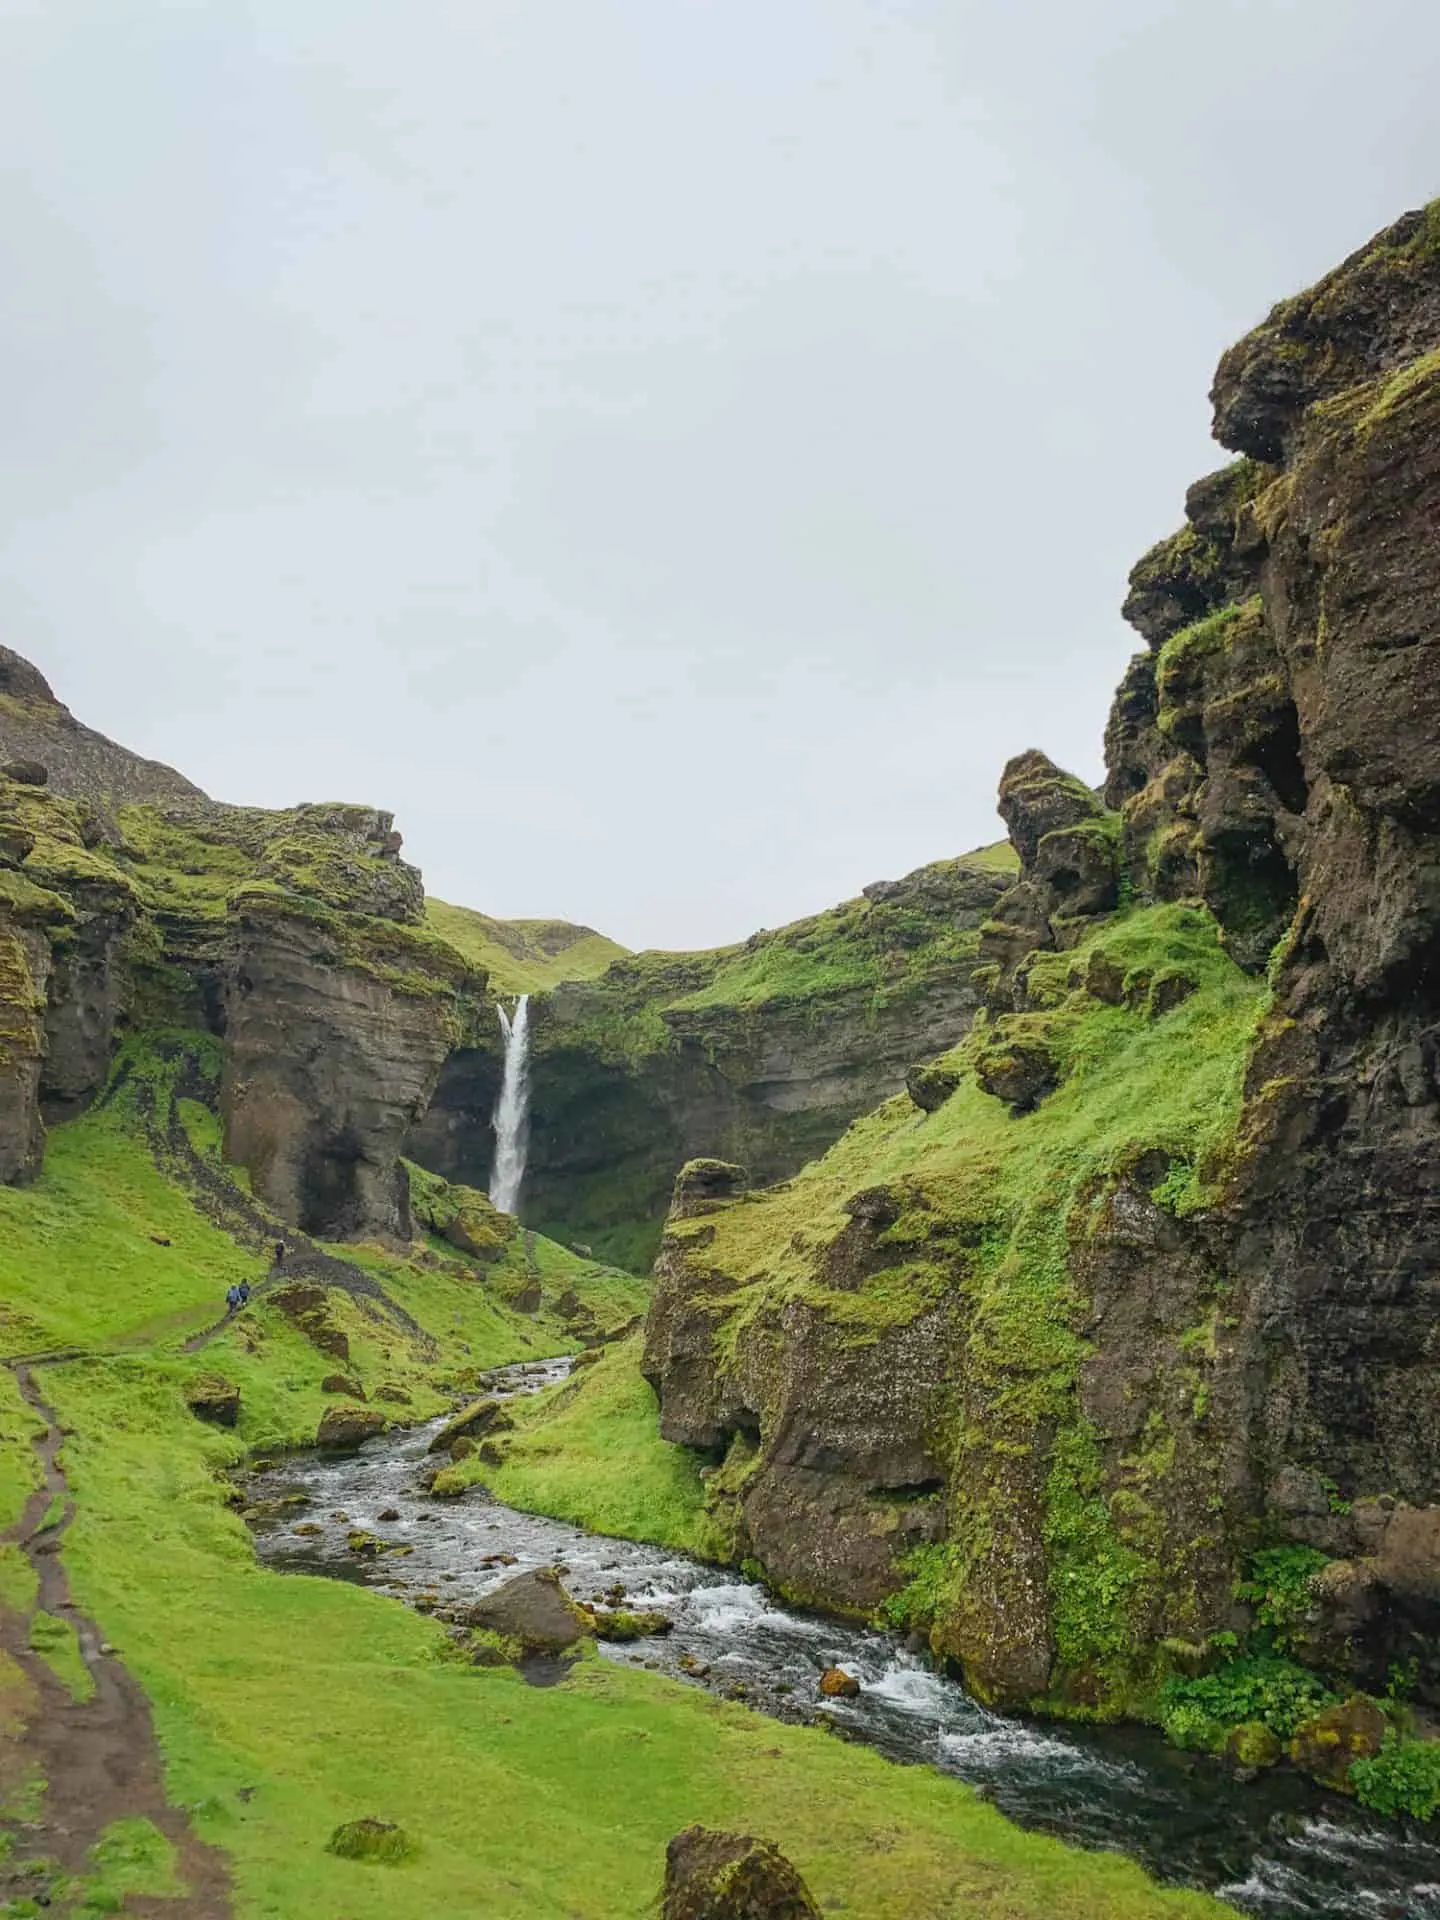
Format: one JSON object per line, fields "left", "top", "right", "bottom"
{"left": 661, "top": 1827, "right": 819, "bottom": 1920}
{"left": 458, "top": 1566, "right": 594, "bottom": 1654}
{"left": 316, "top": 1405, "right": 387, "bottom": 1450}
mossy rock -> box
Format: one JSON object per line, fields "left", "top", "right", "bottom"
{"left": 1288, "top": 1694, "right": 1388, "bottom": 1791}
{"left": 326, "top": 1817, "right": 416, "bottom": 1866}
{"left": 905, "top": 1062, "right": 960, "bottom": 1114}
{"left": 588, "top": 1607, "right": 673, "bottom": 1642}
{"left": 184, "top": 1376, "right": 239, "bottom": 1427}
{"left": 1226, "top": 1721, "right": 1282, "bottom": 1770}
{"left": 661, "top": 1826, "right": 819, "bottom": 1920}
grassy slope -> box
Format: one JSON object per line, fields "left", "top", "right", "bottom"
{"left": 425, "top": 899, "right": 628, "bottom": 995}
{"left": 0, "top": 1072, "right": 1227, "bottom": 1919}
{"left": 497, "top": 906, "right": 1266, "bottom": 1697}
{"left": 470, "top": 1337, "right": 721, "bottom": 1558}
{"left": 549, "top": 844, "right": 1021, "bottom": 1043}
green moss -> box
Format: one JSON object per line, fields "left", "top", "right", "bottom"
{"left": 425, "top": 900, "right": 628, "bottom": 995}
{"left": 1043, "top": 1423, "right": 1152, "bottom": 1673}
{"left": 29, "top": 1609, "right": 95, "bottom": 1702}
{"left": 670, "top": 903, "right": 1263, "bottom": 1702}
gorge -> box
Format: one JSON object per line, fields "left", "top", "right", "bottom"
{"left": 3, "top": 198, "right": 1440, "bottom": 1919}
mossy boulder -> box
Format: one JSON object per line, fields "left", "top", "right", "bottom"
{"left": 660, "top": 1826, "right": 820, "bottom": 1920}
{"left": 315, "top": 1405, "right": 387, "bottom": 1450}
{"left": 1287, "top": 1695, "right": 1388, "bottom": 1791}
{"left": 1226, "top": 1721, "right": 1282, "bottom": 1770}
{"left": 905, "top": 1062, "right": 960, "bottom": 1113}
{"left": 458, "top": 1567, "right": 594, "bottom": 1655}
{"left": 426, "top": 1397, "right": 513, "bottom": 1455}
{"left": 326, "top": 1817, "right": 415, "bottom": 1866}
{"left": 588, "top": 1607, "right": 673, "bottom": 1641}
{"left": 973, "top": 1021, "right": 1059, "bottom": 1113}
{"left": 320, "top": 1372, "right": 364, "bottom": 1398}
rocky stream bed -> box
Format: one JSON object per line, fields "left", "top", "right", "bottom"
{"left": 241, "top": 1362, "right": 1440, "bottom": 1920}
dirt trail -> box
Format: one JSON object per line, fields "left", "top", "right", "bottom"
{"left": 0, "top": 1362, "right": 233, "bottom": 1917}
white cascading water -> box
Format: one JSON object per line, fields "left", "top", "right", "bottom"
{"left": 489, "top": 993, "right": 531, "bottom": 1217}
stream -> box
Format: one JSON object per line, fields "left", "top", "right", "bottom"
{"left": 243, "top": 1360, "right": 1440, "bottom": 1919}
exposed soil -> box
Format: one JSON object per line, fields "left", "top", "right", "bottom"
{"left": 0, "top": 1361, "right": 233, "bottom": 1916}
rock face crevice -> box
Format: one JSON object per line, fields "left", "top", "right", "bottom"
{"left": 643, "top": 201, "right": 1440, "bottom": 1712}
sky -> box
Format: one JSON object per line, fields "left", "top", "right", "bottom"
{"left": 0, "top": 1, "right": 1437, "bottom": 951}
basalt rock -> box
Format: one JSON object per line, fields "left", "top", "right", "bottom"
{"left": 660, "top": 1828, "right": 819, "bottom": 1920}
{"left": 411, "top": 853, "right": 1010, "bottom": 1267}
{"left": 644, "top": 201, "right": 1440, "bottom": 1719}
{"left": 316, "top": 1405, "right": 387, "bottom": 1450}
{"left": 905, "top": 1061, "right": 960, "bottom": 1113}
{"left": 459, "top": 1567, "right": 594, "bottom": 1654}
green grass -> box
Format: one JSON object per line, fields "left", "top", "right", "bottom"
{"left": 42, "top": 1348, "right": 1226, "bottom": 1920}
{"left": 0, "top": 1371, "right": 45, "bottom": 1528}
{"left": 28, "top": 1609, "right": 94, "bottom": 1703}
{"left": 462, "top": 1338, "right": 723, "bottom": 1558}
{"left": 668, "top": 903, "right": 1266, "bottom": 1703}
{"left": 424, "top": 900, "right": 628, "bottom": 995}
{"left": 0, "top": 1047, "right": 1231, "bottom": 1918}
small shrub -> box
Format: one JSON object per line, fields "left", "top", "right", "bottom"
{"left": 1351, "top": 1736, "right": 1440, "bottom": 1821}
{"left": 1235, "top": 1545, "right": 1329, "bottom": 1655}
{"left": 1160, "top": 1655, "right": 1334, "bottom": 1742}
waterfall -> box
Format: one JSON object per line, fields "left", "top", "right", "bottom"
{"left": 489, "top": 994, "right": 531, "bottom": 1217}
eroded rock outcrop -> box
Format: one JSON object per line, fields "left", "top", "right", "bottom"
{"left": 643, "top": 201, "right": 1440, "bottom": 1716}
{"left": 0, "top": 702, "right": 487, "bottom": 1237}
{"left": 413, "top": 853, "right": 1013, "bottom": 1266}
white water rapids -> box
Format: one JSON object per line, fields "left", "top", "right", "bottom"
{"left": 489, "top": 993, "right": 531, "bottom": 1216}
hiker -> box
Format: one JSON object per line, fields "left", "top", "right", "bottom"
{"left": 238, "top": 1280, "right": 252, "bottom": 1307}
{"left": 273, "top": 1240, "right": 287, "bottom": 1269}
{"left": 225, "top": 1284, "right": 241, "bottom": 1315}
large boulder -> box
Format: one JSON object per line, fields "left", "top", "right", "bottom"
{"left": 426, "top": 1397, "right": 513, "bottom": 1456}
{"left": 458, "top": 1567, "right": 594, "bottom": 1655}
{"left": 316, "top": 1405, "right": 387, "bottom": 1450}
{"left": 660, "top": 1828, "right": 819, "bottom": 1920}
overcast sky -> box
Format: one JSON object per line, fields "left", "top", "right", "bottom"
{"left": 1, "top": 1, "right": 1436, "bottom": 949}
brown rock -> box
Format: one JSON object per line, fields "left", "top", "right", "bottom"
{"left": 661, "top": 1827, "right": 819, "bottom": 1920}
{"left": 316, "top": 1405, "right": 387, "bottom": 1450}
{"left": 817, "top": 1667, "right": 860, "bottom": 1699}
{"left": 1288, "top": 1695, "right": 1388, "bottom": 1791}
{"left": 458, "top": 1567, "right": 594, "bottom": 1655}
{"left": 321, "top": 1373, "right": 364, "bottom": 1398}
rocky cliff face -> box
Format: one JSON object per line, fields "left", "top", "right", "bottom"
{"left": 643, "top": 202, "right": 1440, "bottom": 1716}
{"left": 0, "top": 678, "right": 486, "bottom": 1237}
{"left": 411, "top": 853, "right": 1014, "bottom": 1268}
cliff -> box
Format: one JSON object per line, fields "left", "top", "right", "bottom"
{"left": 642, "top": 202, "right": 1440, "bottom": 1748}
{"left": 0, "top": 665, "right": 490, "bottom": 1236}
{"left": 410, "top": 846, "right": 1017, "bottom": 1268}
